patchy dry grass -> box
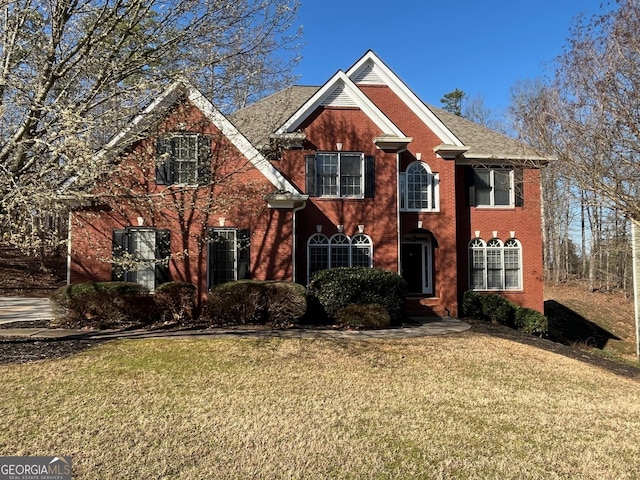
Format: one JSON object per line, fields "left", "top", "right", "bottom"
{"left": 2, "top": 335, "right": 640, "bottom": 479}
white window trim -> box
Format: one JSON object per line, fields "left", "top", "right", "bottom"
{"left": 307, "top": 232, "right": 374, "bottom": 282}
{"left": 399, "top": 161, "right": 440, "bottom": 212}
{"left": 468, "top": 237, "right": 522, "bottom": 291}
{"left": 315, "top": 152, "right": 364, "bottom": 199}
{"left": 473, "top": 168, "right": 515, "bottom": 208}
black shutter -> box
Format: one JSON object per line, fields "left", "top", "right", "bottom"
{"left": 305, "top": 154, "right": 316, "bottom": 196}
{"left": 197, "top": 134, "right": 212, "bottom": 185}
{"left": 155, "top": 229, "right": 171, "bottom": 286}
{"left": 156, "top": 136, "right": 171, "bottom": 185}
{"left": 238, "top": 229, "right": 250, "bottom": 280}
{"left": 514, "top": 167, "right": 524, "bottom": 207}
{"left": 465, "top": 167, "right": 476, "bottom": 206}
{"left": 207, "top": 229, "right": 219, "bottom": 288}
{"left": 112, "top": 229, "right": 127, "bottom": 281}
{"left": 364, "top": 155, "right": 375, "bottom": 198}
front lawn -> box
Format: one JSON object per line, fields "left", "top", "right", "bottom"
{"left": 2, "top": 335, "right": 640, "bottom": 478}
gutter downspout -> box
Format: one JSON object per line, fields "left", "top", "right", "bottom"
{"left": 66, "top": 211, "right": 72, "bottom": 285}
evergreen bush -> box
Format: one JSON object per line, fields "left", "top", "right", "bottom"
{"left": 309, "top": 267, "right": 407, "bottom": 323}
{"left": 50, "top": 282, "right": 156, "bottom": 329}
{"left": 461, "top": 290, "right": 484, "bottom": 318}
{"left": 154, "top": 281, "right": 197, "bottom": 325}
{"left": 514, "top": 307, "right": 549, "bottom": 335}
{"left": 202, "top": 280, "right": 306, "bottom": 327}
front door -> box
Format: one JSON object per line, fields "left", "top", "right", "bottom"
{"left": 401, "top": 241, "right": 433, "bottom": 295}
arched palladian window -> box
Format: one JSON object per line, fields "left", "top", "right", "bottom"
{"left": 351, "top": 234, "right": 373, "bottom": 267}
{"left": 469, "top": 238, "right": 487, "bottom": 290}
{"left": 400, "top": 161, "right": 439, "bottom": 212}
{"left": 469, "top": 237, "right": 522, "bottom": 290}
{"left": 307, "top": 232, "right": 374, "bottom": 282}
{"left": 330, "top": 233, "right": 350, "bottom": 268}
{"left": 308, "top": 234, "right": 329, "bottom": 279}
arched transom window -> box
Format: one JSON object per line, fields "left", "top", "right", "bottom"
{"left": 400, "top": 161, "right": 439, "bottom": 211}
{"left": 307, "top": 233, "right": 373, "bottom": 282}
{"left": 469, "top": 237, "right": 522, "bottom": 290}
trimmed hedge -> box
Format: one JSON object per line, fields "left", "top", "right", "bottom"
{"left": 201, "top": 280, "right": 307, "bottom": 327}
{"left": 309, "top": 267, "right": 407, "bottom": 323}
{"left": 461, "top": 290, "right": 483, "bottom": 318}
{"left": 461, "top": 290, "right": 548, "bottom": 335}
{"left": 50, "top": 282, "right": 157, "bottom": 329}
{"left": 336, "top": 303, "right": 391, "bottom": 329}
{"left": 481, "top": 293, "right": 515, "bottom": 326}
{"left": 154, "top": 281, "right": 197, "bottom": 325}
{"left": 514, "top": 306, "right": 549, "bottom": 334}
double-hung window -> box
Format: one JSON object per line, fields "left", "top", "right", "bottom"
{"left": 470, "top": 167, "right": 523, "bottom": 208}
{"left": 156, "top": 133, "right": 211, "bottom": 186}
{"left": 306, "top": 152, "right": 375, "bottom": 198}
{"left": 400, "top": 161, "right": 439, "bottom": 211}
{"left": 207, "top": 228, "right": 250, "bottom": 287}
{"left": 112, "top": 228, "right": 171, "bottom": 290}
{"left": 469, "top": 237, "right": 522, "bottom": 290}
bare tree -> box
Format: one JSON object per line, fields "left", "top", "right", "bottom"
{"left": 0, "top": 0, "right": 301, "bottom": 257}
{"left": 510, "top": 1, "right": 640, "bottom": 291}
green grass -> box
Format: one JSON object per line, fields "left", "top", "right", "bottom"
{"left": 2, "top": 335, "right": 640, "bottom": 479}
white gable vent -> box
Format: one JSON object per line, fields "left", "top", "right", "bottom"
{"left": 321, "top": 83, "right": 358, "bottom": 107}
{"left": 351, "top": 62, "right": 384, "bottom": 85}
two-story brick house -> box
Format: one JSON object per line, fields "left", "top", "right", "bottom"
{"left": 69, "top": 51, "right": 551, "bottom": 316}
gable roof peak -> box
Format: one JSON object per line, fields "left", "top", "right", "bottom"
{"left": 276, "top": 69, "right": 404, "bottom": 137}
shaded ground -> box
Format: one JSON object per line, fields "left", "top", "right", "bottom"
{"left": 0, "top": 246, "right": 65, "bottom": 297}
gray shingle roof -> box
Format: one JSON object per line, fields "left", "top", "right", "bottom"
{"left": 229, "top": 86, "right": 319, "bottom": 147}
{"left": 231, "top": 85, "right": 549, "bottom": 162}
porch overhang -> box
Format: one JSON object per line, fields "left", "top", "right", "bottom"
{"left": 373, "top": 134, "right": 412, "bottom": 152}
{"left": 264, "top": 191, "right": 309, "bottom": 209}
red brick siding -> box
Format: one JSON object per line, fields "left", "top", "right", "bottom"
{"left": 70, "top": 100, "right": 289, "bottom": 301}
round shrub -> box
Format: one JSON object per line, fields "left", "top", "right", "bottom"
{"left": 461, "top": 290, "right": 483, "bottom": 318}
{"left": 50, "top": 282, "right": 156, "bottom": 329}
{"left": 309, "top": 267, "right": 407, "bottom": 323}
{"left": 336, "top": 303, "right": 390, "bottom": 329}
{"left": 480, "top": 293, "right": 515, "bottom": 326}
{"left": 154, "top": 281, "right": 197, "bottom": 325}
{"left": 514, "top": 307, "right": 548, "bottom": 335}
{"left": 201, "top": 280, "right": 307, "bottom": 327}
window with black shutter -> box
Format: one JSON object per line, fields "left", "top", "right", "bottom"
{"left": 304, "top": 152, "right": 374, "bottom": 198}
{"left": 155, "top": 133, "right": 211, "bottom": 186}
{"left": 111, "top": 228, "right": 171, "bottom": 290}
{"left": 469, "top": 167, "right": 520, "bottom": 208}
{"left": 207, "top": 228, "right": 251, "bottom": 288}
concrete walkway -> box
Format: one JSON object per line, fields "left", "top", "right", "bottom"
{"left": 0, "top": 296, "right": 53, "bottom": 324}
{"left": 0, "top": 296, "right": 471, "bottom": 340}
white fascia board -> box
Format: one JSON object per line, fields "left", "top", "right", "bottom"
{"left": 276, "top": 71, "right": 404, "bottom": 137}
{"left": 187, "top": 87, "right": 301, "bottom": 193}
{"left": 95, "top": 81, "right": 185, "bottom": 161}
{"left": 346, "top": 51, "right": 464, "bottom": 147}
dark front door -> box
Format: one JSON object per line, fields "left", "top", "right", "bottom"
{"left": 401, "top": 241, "right": 433, "bottom": 295}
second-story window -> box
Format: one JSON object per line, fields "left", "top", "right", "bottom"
{"left": 156, "top": 133, "right": 211, "bottom": 186}
{"left": 469, "top": 167, "right": 524, "bottom": 208}
{"left": 305, "top": 152, "right": 374, "bottom": 198}
{"left": 400, "top": 161, "right": 439, "bottom": 212}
